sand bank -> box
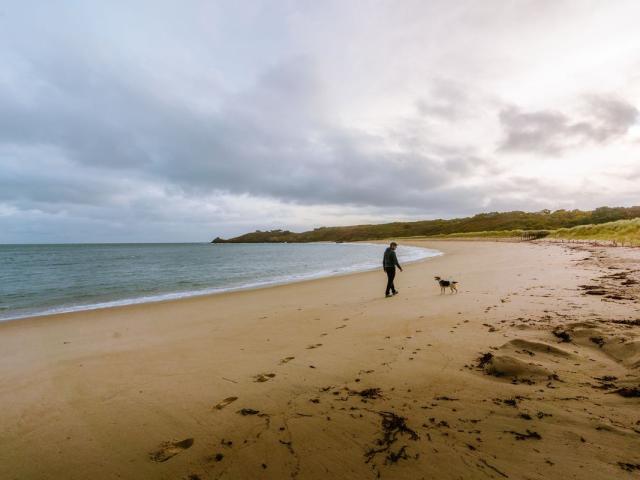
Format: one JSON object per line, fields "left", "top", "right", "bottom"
{"left": 1, "top": 240, "right": 639, "bottom": 479}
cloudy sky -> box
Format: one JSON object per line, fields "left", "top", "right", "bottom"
{"left": 1, "top": 1, "right": 639, "bottom": 243}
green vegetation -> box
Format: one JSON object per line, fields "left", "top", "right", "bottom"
{"left": 212, "top": 206, "right": 640, "bottom": 243}
{"left": 550, "top": 218, "right": 640, "bottom": 245}
{"left": 429, "top": 229, "right": 553, "bottom": 240}
{"left": 427, "top": 229, "right": 528, "bottom": 239}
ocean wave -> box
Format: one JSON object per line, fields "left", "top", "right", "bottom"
{"left": 0, "top": 244, "right": 441, "bottom": 321}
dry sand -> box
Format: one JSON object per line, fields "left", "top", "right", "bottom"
{"left": 1, "top": 240, "right": 639, "bottom": 479}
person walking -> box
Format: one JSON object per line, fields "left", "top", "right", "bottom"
{"left": 383, "top": 242, "right": 402, "bottom": 297}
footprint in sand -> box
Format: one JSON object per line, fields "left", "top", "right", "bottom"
{"left": 279, "top": 356, "right": 295, "bottom": 365}
{"left": 149, "top": 438, "right": 194, "bottom": 462}
{"left": 307, "top": 343, "right": 323, "bottom": 349}
{"left": 213, "top": 396, "right": 238, "bottom": 410}
{"left": 254, "top": 373, "right": 276, "bottom": 382}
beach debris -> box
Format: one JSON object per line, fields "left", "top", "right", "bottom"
{"left": 479, "top": 458, "right": 509, "bottom": 478}
{"left": 605, "top": 294, "right": 631, "bottom": 300}
{"left": 610, "top": 319, "right": 640, "bottom": 326}
{"left": 494, "top": 397, "right": 519, "bottom": 407}
{"left": 583, "top": 289, "right": 607, "bottom": 296}
{"left": 238, "top": 408, "right": 260, "bottom": 415}
{"left": 504, "top": 429, "right": 541, "bottom": 440}
{"left": 149, "top": 438, "right": 194, "bottom": 462}
{"left": 365, "top": 411, "right": 419, "bottom": 465}
{"left": 214, "top": 396, "right": 238, "bottom": 410}
{"left": 253, "top": 373, "right": 276, "bottom": 382}
{"left": 434, "top": 395, "right": 459, "bottom": 401}
{"left": 426, "top": 417, "right": 450, "bottom": 428}
{"left": 349, "top": 387, "right": 383, "bottom": 400}
{"left": 552, "top": 328, "right": 572, "bottom": 343}
{"left": 592, "top": 378, "right": 618, "bottom": 390}
{"left": 612, "top": 386, "right": 640, "bottom": 398}
{"left": 477, "top": 352, "right": 494, "bottom": 369}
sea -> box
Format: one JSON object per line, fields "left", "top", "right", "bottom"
{"left": 0, "top": 242, "right": 441, "bottom": 321}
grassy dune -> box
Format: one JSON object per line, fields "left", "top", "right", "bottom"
{"left": 422, "top": 229, "right": 527, "bottom": 239}
{"left": 421, "top": 218, "right": 640, "bottom": 246}
{"left": 549, "top": 218, "right": 640, "bottom": 245}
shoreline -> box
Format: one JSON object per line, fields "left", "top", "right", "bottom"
{"left": 0, "top": 242, "right": 439, "bottom": 324}
{"left": 1, "top": 239, "right": 638, "bottom": 479}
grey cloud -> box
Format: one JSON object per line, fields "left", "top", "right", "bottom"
{"left": 498, "top": 96, "right": 638, "bottom": 154}
{"left": 415, "top": 79, "right": 472, "bottom": 121}
{"left": 585, "top": 95, "right": 639, "bottom": 140}
{"left": 1, "top": 52, "right": 492, "bottom": 212}
{"left": 3, "top": 1, "right": 640, "bottom": 243}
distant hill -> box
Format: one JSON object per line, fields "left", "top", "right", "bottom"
{"left": 212, "top": 206, "right": 640, "bottom": 243}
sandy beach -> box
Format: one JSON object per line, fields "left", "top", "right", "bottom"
{"left": 1, "top": 240, "right": 639, "bottom": 480}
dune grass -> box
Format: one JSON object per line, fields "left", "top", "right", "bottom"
{"left": 549, "top": 218, "right": 640, "bottom": 245}
{"left": 425, "top": 229, "right": 526, "bottom": 239}
{"left": 422, "top": 219, "right": 640, "bottom": 246}
{"left": 422, "top": 218, "right": 640, "bottom": 246}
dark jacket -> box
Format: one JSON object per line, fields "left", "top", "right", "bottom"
{"left": 383, "top": 247, "right": 401, "bottom": 269}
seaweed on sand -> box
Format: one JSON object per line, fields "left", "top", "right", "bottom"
{"left": 504, "top": 429, "right": 542, "bottom": 440}
{"left": 349, "top": 387, "right": 383, "bottom": 400}
{"left": 477, "top": 352, "right": 494, "bottom": 368}
{"left": 552, "top": 328, "right": 572, "bottom": 343}
{"left": 613, "top": 387, "right": 640, "bottom": 398}
{"left": 365, "top": 411, "right": 419, "bottom": 465}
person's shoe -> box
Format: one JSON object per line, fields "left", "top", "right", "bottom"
{"left": 385, "top": 293, "right": 393, "bottom": 298}
{"left": 392, "top": 291, "right": 399, "bottom": 295}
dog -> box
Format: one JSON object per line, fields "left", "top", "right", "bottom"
{"left": 435, "top": 276, "right": 458, "bottom": 294}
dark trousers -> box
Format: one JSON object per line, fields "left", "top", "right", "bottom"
{"left": 384, "top": 267, "right": 396, "bottom": 295}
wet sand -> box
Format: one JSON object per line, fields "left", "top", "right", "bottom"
{"left": 1, "top": 240, "right": 639, "bottom": 479}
